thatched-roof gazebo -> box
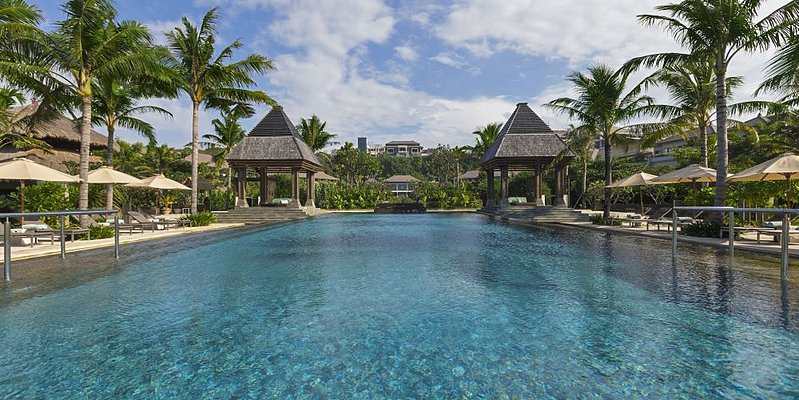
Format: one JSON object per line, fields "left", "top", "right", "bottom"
{"left": 226, "top": 106, "right": 322, "bottom": 208}
{"left": 479, "top": 102, "right": 574, "bottom": 207}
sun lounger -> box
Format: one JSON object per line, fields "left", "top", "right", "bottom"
{"left": 26, "top": 219, "right": 89, "bottom": 242}
{"left": 0, "top": 222, "right": 56, "bottom": 247}
{"left": 70, "top": 215, "right": 144, "bottom": 235}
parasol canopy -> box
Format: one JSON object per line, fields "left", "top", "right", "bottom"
{"left": 86, "top": 166, "right": 139, "bottom": 184}
{"left": 651, "top": 164, "right": 716, "bottom": 184}
{"left": 127, "top": 174, "right": 191, "bottom": 190}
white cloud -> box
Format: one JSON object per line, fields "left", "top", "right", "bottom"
{"left": 395, "top": 45, "right": 419, "bottom": 62}
{"left": 430, "top": 52, "right": 481, "bottom": 75}
{"left": 143, "top": 19, "right": 182, "bottom": 45}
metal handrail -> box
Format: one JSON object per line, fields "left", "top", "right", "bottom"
{"left": 670, "top": 206, "right": 794, "bottom": 279}
{"left": 2, "top": 209, "right": 120, "bottom": 283}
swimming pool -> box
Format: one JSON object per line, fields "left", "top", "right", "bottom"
{"left": 0, "top": 214, "right": 796, "bottom": 398}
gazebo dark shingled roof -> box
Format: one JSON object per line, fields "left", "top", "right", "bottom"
{"left": 479, "top": 102, "right": 574, "bottom": 169}
{"left": 226, "top": 106, "right": 321, "bottom": 172}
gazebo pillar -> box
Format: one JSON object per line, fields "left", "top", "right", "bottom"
{"left": 235, "top": 167, "right": 249, "bottom": 208}
{"left": 564, "top": 165, "right": 570, "bottom": 206}
{"left": 499, "top": 166, "right": 509, "bottom": 207}
{"left": 535, "top": 164, "right": 544, "bottom": 206}
{"left": 289, "top": 167, "right": 301, "bottom": 208}
{"left": 306, "top": 171, "right": 316, "bottom": 208}
{"left": 259, "top": 167, "right": 268, "bottom": 206}
{"left": 555, "top": 165, "right": 566, "bottom": 207}
{"left": 486, "top": 168, "right": 495, "bottom": 208}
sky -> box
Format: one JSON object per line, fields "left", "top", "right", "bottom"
{"left": 35, "top": 0, "right": 785, "bottom": 150}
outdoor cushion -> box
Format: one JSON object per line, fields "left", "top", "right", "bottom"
{"left": 272, "top": 198, "right": 291, "bottom": 205}
{"left": 508, "top": 197, "right": 527, "bottom": 204}
{"left": 762, "top": 221, "right": 782, "bottom": 228}
{"left": 21, "top": 224, "right": 48, "bottom": 230}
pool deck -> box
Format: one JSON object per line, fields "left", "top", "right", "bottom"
{"left": 0, "top": 223, "right": 246, "bottom": 262}
{"left": 487, "top": 210, "right": 799, "bottom": 259}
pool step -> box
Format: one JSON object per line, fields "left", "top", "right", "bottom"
{"left": 215, "top": 207, "right": 316, "bottom": 224}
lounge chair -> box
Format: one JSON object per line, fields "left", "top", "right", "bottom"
{"left": 70, "top": 215, "right": 144, "bottom": 235}
{"left": 127, "top": 211, "right": 185, "bottom": 230}
{"left": 25, "top": 219, "right": 90, "bottom": 242}
{"left": 0, "top": 221, "right": 56, "bottom": 247}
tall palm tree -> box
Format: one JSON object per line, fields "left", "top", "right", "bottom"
{"left": 546, "top": 64, "right": 656, "bottom": 219}
{"left": 630, "top": 0, "right": 799, "bottom": 211}
{"left": 0, "top": 87, "right": 51, "bottom": 151}
{"left": 92, "top": 77, "right": 172, "bottom": 209}
{"left": 0, "top": 0, "right": 160, "bottom": 226}
{"left": 642, "top": 61, "right": 766, "bottom": 167}
{"left": 559, "top": 124, "right": 595, "bottom": 207}
{"left": 470, "top": 122, "right": 502, "bottom": 156}
{"left": 759, "top": 38, "right": 799, "bottom": 108}
{"left": 297, "top": 114, "right": 338, "bottom": 153}
{"left": 164, "top": 8, "right": 275, "bottom": 214}
{"left": 201, "top": 104, "right": 253, "bottom": 194}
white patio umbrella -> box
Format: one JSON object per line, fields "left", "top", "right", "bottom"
{"left": 607, "top": 172, "right": 661, "bottom": 214}
{"left": 651, "top": 164, "right": 717, "bottom": 206}
{"left": 728, "top": 152, "right": 799, "bottom": 207}
{"left": 126, "top": 174, "right": 190, "bottom": 214}
{"left": 0, "top": 158, "right": 80, "bottom": 222}
{"left": 86, "top": 166, "right": 139, "bottom": 184}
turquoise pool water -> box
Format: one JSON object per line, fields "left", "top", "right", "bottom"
{"left": 0, "top": 214, "right": 797, "bottom": 398}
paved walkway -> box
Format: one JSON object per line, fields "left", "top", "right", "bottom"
{"left": 555, "top": 220, "right": 799, "bottom": 259}
{"left": 0, "top": 223, "right": 245, "bottom": 262}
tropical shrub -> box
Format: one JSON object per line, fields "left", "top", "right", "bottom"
{"left": 88, "top": 225, "right": 115, "bottom": 240}
{"left": 682, "top": 221, "right": 720, "bottom": 238}
{"left": 181, "top": 211, "right": 217, "bottom": 227}
{"left": 589, "top": 214, "right": 621, "bottom": 226}
{"left": 316, "top": 182, "right": 392, "bottom": 209}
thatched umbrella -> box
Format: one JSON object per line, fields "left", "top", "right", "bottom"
{"left": 651, "top": 164, "right": 716, "bottom": 184}
{"left": 607, "top": 172, "right": 660, "bottom": 214}
{"left": 87, "top": 166, "right": 139, "bottom": 184}
{"left": 728, "top": 152, "right": 799, "bottom": 207}
{"left": 0, "top": 158, "right": 79, "bottom": 222}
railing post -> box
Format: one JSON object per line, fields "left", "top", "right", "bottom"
{"left": 782, "top": 211, "right": 790, "bottom": 280}
{"left": 728, "top": 211, "right": 735, "bottom": 256}
{"left": 4, "top": 217, "right": 10, "bottom": 282}
{"left": 672, "top": 207, "right": 677, "bottom": 261}
{"left": 114, "top": 218, "right": 120, "bottom": 259}
{"left": 59, "top": 214, "right": 66, "bottom": 259}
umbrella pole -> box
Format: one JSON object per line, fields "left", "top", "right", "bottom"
{"left": 787, "top": 174, "right": 792, "bottom": 209}
{"left": 639, "top": 186, "right": 644, "bottom": 215}
{"left": 20, "top": 180, "right": 24, "bottom": 225}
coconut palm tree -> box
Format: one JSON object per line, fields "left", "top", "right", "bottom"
{"left": 297, "top": 114, "right": 338, "bottom": 153}
{"left": 164, "top": 8, "right": 275, "bottom": 214}
{"left": 558, "top": 124, "right": 595, "bottom": 207}
{"left": 0, "top": 87, "right": 51, "bottom": 151}
{"left": 546, "top": 64, "right": 656, "bottom": 219}
{"left": 201, "top": 103, "right": 253, "bottom": 194}
{"left": 642, "top": 61, "right": 767, "bottom": 167}
{"left": 92, "top": 77, "right": 172, "bottom": 209}
{"left": 629, "top": 0, "right": 799, "bottom": 211}
{"left": 470, "top": 122, "right": 502, "bottom": 156}
{"left": 759, "top": 38, "right": 799, "bottom": 108}
{"left": 0, "top": 0, "right": 160, "bottom": 226}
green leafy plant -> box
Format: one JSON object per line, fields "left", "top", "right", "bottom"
{"left": 181, "top": 211, "right": 217, "bottom": 227}
{"left": 682, "top": 221, "right": 721, "bottom": 238}
{"left": 88, "top": 225, "right": 115, "bottom": 240}
{"left": 590, "top": 214, "right": 621, "bottom": 226}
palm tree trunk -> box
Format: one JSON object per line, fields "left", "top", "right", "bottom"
{"left": 699, "top": 123, "right": 708, "bottom": 168}
{"left": 603, "top": 132, "right": 612, "bottom": 219}
{"left": 190, "top": 100, "right": 199, "bottom": 214}
{"left": 713, "top": 58, "right": 729, "bottom": 223}
{"left": 105, "top": 124, "right": 115, "bottom": 210}
{"left": 227, "top": 166, "right": 232, "bottom": 208}
{"left": 79, "top": 93, "right": 91, "bottom": 228}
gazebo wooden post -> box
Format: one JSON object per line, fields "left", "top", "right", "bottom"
{"left": 236, "top": 167, "right": 248, "bottom": 208}
{"left": 259, "top": 167, "right": 268, "bottom": 206}
{"left": 535, "top": 164, "right": 543, "bottom": 206}
{"left": 555, "top": 164, "right": 566, "bottom": 207}
{"left": 306, "top": 170, "right": 316, "bottom": 208}
{"left": 564, "top": 165, "right": 570, "bottom": 207}
{"left": 486, "top": 168, "right": 495, "bottom": 208}
{"left": 499, "top": 166, "right": 509, "bottom": 207}
{"left": 289, "top": 167, "right": 301, "bottom": 208}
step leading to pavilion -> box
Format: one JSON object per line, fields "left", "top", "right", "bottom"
{"left": 215, "top": 207, "right": 317, "bottom": 225}
{"left": 478, "top": 205, "right": 590, "bottom": 223}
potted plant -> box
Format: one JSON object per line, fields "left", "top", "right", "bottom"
{"left": 161, "top": 194, "right": 176, "bottom": 215}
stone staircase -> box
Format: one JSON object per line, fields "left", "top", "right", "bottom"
{"left": 479, "top": 205, "right": 590, "bottom": 223}
{"left": 216, "top": 207, "right": 317, "bottom": 225}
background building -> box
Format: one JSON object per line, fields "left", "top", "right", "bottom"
{"left": 385, "top": 140, "right": 423, "bottom": 157}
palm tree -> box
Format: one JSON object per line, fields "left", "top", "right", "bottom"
{"left": 0, "top": 87, "right": 51, "bottom": 151}
{"left": 470, "top": 122, "right": 502, "bottom": 156}
{"left": 201, "top": 104, "right": 253, "bottom": 195}
{"left": 297, "top": 114, "right": 338, "bottom": 153}
{"left": 630, "top": 0, "right": 799, "bottom": 211}
{"left": 759, "top": 38, "right": 799, "bottom": 108}
{"left": 546, "top": 64, "right": 656, "bottom": 219}
{"left": 559, "top": 124, "right": 595, "bottom": 207}
{"left": 0, "top": 0, "right": 160, "bottom": 226}
{"left": 92, "top": 77, "right": 172, "bottom": 209}
{"left": 164, "top": 8, "right": 275, "bottom": 214}
{"left": 642, "top": 61, "right": 766, "bottom": 167}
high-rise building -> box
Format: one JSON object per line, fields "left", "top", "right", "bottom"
{"left": 357, "top": 137, "right": 367, "bottom": 152}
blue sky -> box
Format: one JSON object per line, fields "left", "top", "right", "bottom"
{"left": 35, "top": 0, "right": 782, "bottom": 150}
